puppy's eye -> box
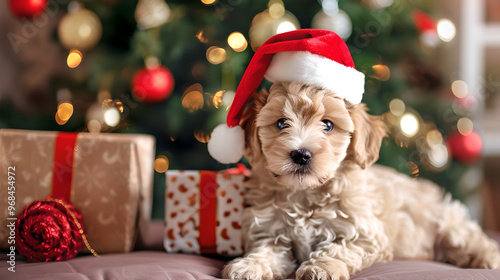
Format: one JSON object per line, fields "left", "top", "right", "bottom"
{"left": 322, "top": 120, "right": 334, "bottom": 132}
{"left": 276, "top": 118, "right": 289, "bottom": 130}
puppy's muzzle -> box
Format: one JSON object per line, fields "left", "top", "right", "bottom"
{"left": 290, "top": 149, "right": 312, "bottom": 166}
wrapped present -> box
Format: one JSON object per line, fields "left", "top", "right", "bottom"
{"left": 164, "top": 168, "right": 249, "bottom": 256}
{"left": 0, "top": 129, "right": 155, "bottom": 253}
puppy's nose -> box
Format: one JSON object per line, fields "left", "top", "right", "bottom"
{"left": 290, "top": 149, "right": 312, "bottom": 165}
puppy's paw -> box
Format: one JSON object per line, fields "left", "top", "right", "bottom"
{"left": 296, "top": 258, "right": 349, "bottom": 280}
{"left": 222, "top": 257, "right": 275, "bottom": 280}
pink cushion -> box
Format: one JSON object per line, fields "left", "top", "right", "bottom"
{"left": 2, "top": 232, "right": 499, "bottom": 279}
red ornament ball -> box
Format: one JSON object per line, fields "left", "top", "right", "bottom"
{"left": 9, "top": 0, "right": 48, "bottom": 19}
{"left": 132, "top": 66, "right": 174, "bottom": 103}
{"left": 446, "top": 130, "right": 482, "bottom": 164}
{"left": 15, "top": 198, "right": 85, "bottom": 262}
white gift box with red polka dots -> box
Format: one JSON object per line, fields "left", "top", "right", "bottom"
{"left": 164, "top": 170, "right": 246, "bottom": 256}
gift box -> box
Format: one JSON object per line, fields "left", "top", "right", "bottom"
{"left": 0, "top": 129, "right": 155, "bottom": 253}
{"left": 164, "top": 169, "right": 248, "bottom": 256}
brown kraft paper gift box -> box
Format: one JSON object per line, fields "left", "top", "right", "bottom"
{"left": 0, "top": 129, "right": 155, "bottom": 253}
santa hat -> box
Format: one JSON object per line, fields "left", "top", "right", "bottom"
{"left": 208, "top": 29, "right": 365, "bottom": 164}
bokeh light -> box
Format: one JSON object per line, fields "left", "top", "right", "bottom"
{"left": 427, "top": 143, "right": 449, "bottom": 169}
{"left": 389, "top": 98, "right": 405, "bottom": 116}
{"left": 87, "top": 119, "right": 101, "bottom": 134}
{"left": 154, "top": 155, "right": 170, "bottom": 173}
{"left": 268, "top": 0, "right": 285, "bottom": 19}
{"left": 276, "top": 21, "right": 297, "bottom": 34}
{"left": 201, "top": 0, "right": 216, "bottom": 4}
{"left": 67, "top": 50, "right": 83, "bottom": 68}
{"left": 213, "top": 90, "right": 224, "bottom": 108}
{"left": 437, "top": 19, "right": 456, "bottom": 42}
{"left": 426, "top": 129, "right": 444, "bottom": 148}
{"left": 408, "top": 161, "right": 419, "bottom": 179}
{"left": 182, "top": 84, "right": 204, "bottom": 112}
{"left": 400, "top": 112, "right": 419, "bottom": 137}
{"left": 227, "top": 32, "right": 248, "bottom": 52}
{"left": 104, "top": 107, "right": 121, "bottom": 127}
{"left": 457, "top": 117, "right": 473, "bottom": 136}
{"left": 206, "top": 46, "right": 226, "bottom": 64}
{"left": 194, "top": 131, "right": 211, "bottom": 143}
{"left": 371, "top": 64, "right": 391, "bottom": 81}
{"left": 451, "top": 80, "right": 469, "bottom": 98}
{"left": 57, "top": 102, "right": 74, "bottom": 123}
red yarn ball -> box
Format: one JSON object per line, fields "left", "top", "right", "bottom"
{"left": 15, "top": 198, "right": 85, "bottom": 262}
{"left": 9, "top": 0, "right": 48, "bottom": 19}
{"left": 446, "top": 130, "right": 482, "bottom": 164}
{"left": 132, "top": 66, "right": 174, "bottom": 103}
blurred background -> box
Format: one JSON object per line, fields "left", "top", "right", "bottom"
{"left": 0, "top": 0, "right": 499, "bottom": 229}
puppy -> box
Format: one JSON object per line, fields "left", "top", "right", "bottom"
{"left": 222, "top": 82, "right": 500, "bottom": 280}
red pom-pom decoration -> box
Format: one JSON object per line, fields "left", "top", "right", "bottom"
{"left": 446, "top": 130, "right": 482, "bottom": 164}
{"left": 132, "top": 66, "right": 174, "bottom": 103}
{"left": 9, "top": 0, "right": 48, "bottom": 20}
{"left": 15, "top": 198, "right": 86, "bottom": 262}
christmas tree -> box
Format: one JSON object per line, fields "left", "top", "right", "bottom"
{"left": 1, "top": 0, "right": 482, "bottom": 219}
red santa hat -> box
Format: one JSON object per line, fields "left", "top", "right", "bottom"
{"left": 208, "top": 29, "right": 365, "bottom": 164}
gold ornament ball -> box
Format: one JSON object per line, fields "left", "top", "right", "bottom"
{"left": 58, "top": 9, "right": 102, "bottom": 51}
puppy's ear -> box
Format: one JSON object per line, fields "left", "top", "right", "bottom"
{"left": 240, "top": 90, "right": 269, "bottom": 164}
{"left": 347, "top": 104, "right": 386, "bottom": 169}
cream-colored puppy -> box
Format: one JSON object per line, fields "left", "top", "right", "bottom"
{"left": 222, "top": 82, "right": 500, "bottom": 280}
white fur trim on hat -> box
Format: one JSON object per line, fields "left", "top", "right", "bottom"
{"left": 264, "top": 51, "right": 365, "bottom": 104}
{"left": 207, "top": 124, "right": 245, "bottom": 164}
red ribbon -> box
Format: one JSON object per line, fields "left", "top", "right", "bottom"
{"left": 51, "top": 132, "right": 78, "bottom": 202}
{"left": 198, "top": 171, "right": 218, "bottom": 254}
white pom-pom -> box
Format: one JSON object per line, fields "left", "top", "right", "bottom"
{"left": 207, "top": 124, "right": 245, "bottom": 164}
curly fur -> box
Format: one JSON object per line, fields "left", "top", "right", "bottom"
{"left": 222, "top": 82, "right": 500, "bottom": 280}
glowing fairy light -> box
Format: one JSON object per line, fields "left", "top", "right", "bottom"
{"left": 194, "top": 131, "right": 211, "bottom": 143}
{"left": 201, "top": 0, "right": 216, "bottom": 4}
{"left": 154, "top": 155, "right": 170, "bottom": 173}
{"left": 371, "top": 64, "right": 390, "bottom": 81}
{"left": 213, "top": 90, "right": 224, "bottom": 108}
{"left": 437, "top": 19, "right": 456, "bottom": 42}
{"left": 206, "top": 46, "right": 226, "bottom": 64}
{"left": 227, "top": 32, "right": 248, "bottom": 52}
{"left": 428, "top": 144, "right": 449, "bottom": 169}
{"left": 57, "top": 102, "right": 74, "bottom": 123}
{"left": 103, "top": 107, "right": 120, "bottom": 127}
{"left": 400, "top": 112, "right": 419, "bottom": 137}
{"left": 67, "top": 50, "right": 83, "bottom": 68}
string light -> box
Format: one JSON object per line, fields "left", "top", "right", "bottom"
{"left": 451, "top": 80, "right": 469, "bottom": 98}
{"left": 437, "top": 19, "right": 456, "bottom": 42}
{"left": 400, "top": 112, "right": 419, "bottom": 137}
{"left": 154, "top": 155, "right": 170, "bottom": 173}
{"left": 67, "top": 50, "right": 83, "bottom": 68}
{"left": 206, "top": 46, "right": 226, "bottom": 64}
{"left": 227, "top": 32, "right": 248, "bottom": 52}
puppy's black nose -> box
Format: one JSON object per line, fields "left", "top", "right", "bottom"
{"left": 290, "top": 149, "right": 312, "bottom": 165}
